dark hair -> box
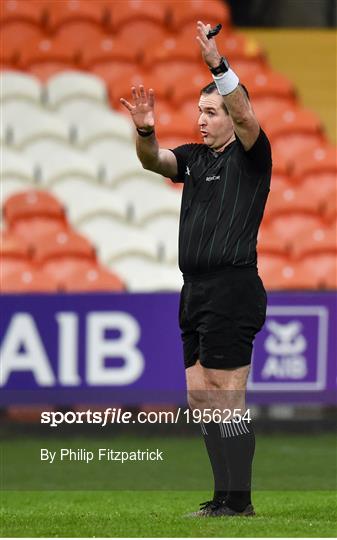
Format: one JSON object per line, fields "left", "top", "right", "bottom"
{"left": 200, "top": 82, "right": 250, "bottom": 115}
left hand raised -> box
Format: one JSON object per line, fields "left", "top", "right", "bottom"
{"left": 196, "top": 20, "right": 222, "bottom": 69}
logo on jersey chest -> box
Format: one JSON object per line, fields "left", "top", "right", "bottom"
{"left": 206, "top": 175, "right": 221, "bottom": 182}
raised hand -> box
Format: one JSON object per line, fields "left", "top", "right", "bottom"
{"left": 196, "top": 20, "right": 222, "bottom": 69}
{"left": 120, "top": 85, "right": 155, "bottom": 131}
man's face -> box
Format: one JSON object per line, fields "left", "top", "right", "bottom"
{"left": 198, "top": 91, "right": 234, "bottom": 150}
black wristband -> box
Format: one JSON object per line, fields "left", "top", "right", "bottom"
{"left": 136, "top": 128, "right": 154, "bottom": 137}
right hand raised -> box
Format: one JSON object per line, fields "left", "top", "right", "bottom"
{"left": 120, "top": 85, "right": 155, "bottom": 131}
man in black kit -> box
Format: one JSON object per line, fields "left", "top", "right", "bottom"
{"left": 121, "top": 21, "right": 272, "bottom": 517}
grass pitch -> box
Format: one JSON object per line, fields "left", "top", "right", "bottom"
{"left": 1, "top": 434, "right": 336, "bottom": 537}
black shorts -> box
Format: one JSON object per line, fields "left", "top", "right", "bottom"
{"left": 179, "top": 267, "right": 267, "bottom": 370}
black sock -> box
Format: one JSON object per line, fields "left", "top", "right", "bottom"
{"left": 200, "top": 421, "right": 229, "bottom": 500}
{"left": 220, "top": 418, "right": 255, "bottom": 512}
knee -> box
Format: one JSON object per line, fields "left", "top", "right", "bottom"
{"left": 187, "top": 390, "right": 209, "bottom": 411}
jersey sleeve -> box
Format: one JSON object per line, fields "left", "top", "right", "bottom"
{"left": 239, "top": 128, "right": 272, "bottom": 173}
{"left": 168, "top": 143, "right": 198, "bottom": 183}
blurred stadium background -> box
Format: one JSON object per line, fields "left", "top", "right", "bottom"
{"left": 0, "top": 1, "right": 336, "bottom": 536}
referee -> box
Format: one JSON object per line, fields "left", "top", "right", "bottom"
{"left": 121, "top": 21, "right": 272, "bottom": 517}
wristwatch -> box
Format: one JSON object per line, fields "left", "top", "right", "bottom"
{"left": 209, "top": 56, "right": 230, "bottom": 76}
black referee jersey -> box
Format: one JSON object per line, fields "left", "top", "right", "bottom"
{"left": 169, "top": 128, "right": 272, "bottom": 275}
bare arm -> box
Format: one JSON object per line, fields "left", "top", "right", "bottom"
{"left": 196, "top": 21, "right": 260, "bottom": 151}
{"left": 120, "top": 85, "right": 178, "bottom": 178}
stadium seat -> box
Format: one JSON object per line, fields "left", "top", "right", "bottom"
{"left": 2, "top": 101, "right": 70, "bottom": 148}
{"left": 33, "top": 229, "right": 97, "bottom": 282}
{"left": 113, "top": 172, "right": 181, "bottom": 224}
{"left": 71, "top": 108, "right": 133, "bottom": 147}
{"left": 265, "top": 183, "right": 324, "bottom": 221}
{"left": 257, "top": 253, "right": 299, "bottom": 290}
{"left": 91, "top": 63, "right": 142, "bottom": 94}
{"left": 1, "top": 22, "right": 47, "bottom": 65}
{"left": 1, "top": 146, "right": 35, "bottom": 184}
{"left": 22, "top": 35, "right": 81, "bottom": 81}
{"left": 0, "top": 71, "right": 42, "bottom": 103}
{"left": 160, "top": 64, "right": 211, "bottom": 104}
{"left": 50, "top": 177, "right": 129, "bottom": 225}
{"left": 143, "top": 26, "right": 201, "bottom": 67}
{"left": 268, "top": 213, "right": 326, "bottom": 252}
{"left": 293, "top": 223, "right": 336, "bottom": 258}
{"left": 114, "top": 22, "right": 171, "bottom": 60}
{"left": 217, "top": 32, "right": 265, "bottom": 66}
{"left": 292, "top": 145, "right": 337, "bottom": 180}
{"left": 112, "top": 70, "right": 167, "bottom": 104}
{"left": 0, "top": 230, "right": 33, "bottom": 279}
{"left": 0, "top": 0, "right": 49, "bottom": 26}
{"left": 78, "top": 215, "right": 160, "bottom": 263}
{"left": 3, "top": 189, "right": 68, "bottom": 245}
{"left": 111, "top": 255, "right": 183, "bottom": 292}
{"left": 266, "top": 107, "right": 326, "bottom": 165}
{"left": 111, "top": 0, "right": 168, "bottom": 30}
{"left": 62, "top": 264, "right": 125, "bottom": 292}
{"left": 52, "top": 22, "right": 109, "bottom": 61}
{"left": 22, "top": 142, "right": 100, "bottom": 185}
{"left": 142, "top": 212, "right": 180, "bottom": 264}
{"left": 257, "top": 225, "right": 290, "bottom": 256}
{"left": 47, "top": 0, "right": 107, "bottom": 31}
{"left": 82, "top": 33, "right": 141, "bottom": 69}
{"left": 84, "top": 138, "right": 141, "bottom": 184}
{"left": 45, "top": 70, "right": 108, "bottom": 109}
{"left": 154, "top": 103, "right": 198, "bottom": 140}
{"left": 249, "top": 70, "right": 298, "bottom": 123}
{"left": 297, "top": 254, "right": 337, "bottom": 289}
{"left": 1, "top": 267, "right": 59, "bottom": 292}
{"left": 324, "top": 197, "right": 336, "bottom": 223}
{"left": 3, "top": 189, "right": 65, "bottom": 226}
{"left": 168, "top": 0, "right": 231, "bottom": 31}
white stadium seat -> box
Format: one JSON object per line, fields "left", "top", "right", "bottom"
{"left": 0, "top": 71, "right": 42, "bottom": 104}
{"left": 78, "top": 215, "right": 160, "bottom": 263}
{"left": 111, "top": 256, "right": 183, "bottom": 292}
{"left": 2, "top": 102, "right": 70, "bottom": 148}
{"left": 85, "top": 139, "right": 141, "bottom": 183}
{"left": 73, "top": 108, "right": 134, "bottom": 147}
{"left": 55, "top": 99, "right": 112, "bottom": 126}
{"left": 22, "top": 142, "right": 100, "bottom": 185}
{"left": 113, "top": 173, "right": 182, "bottom": 223}
{"left": 142, "top": 213, "right": 180, "bottom": 264}
{"left": 46, "top": 71, "right": 108, "bottom": 108}
{"left": 1, "top": 146, "right": 35, "bottom": 183}
{"left": 50, "top": 177, "right": 130, "bottom": 225}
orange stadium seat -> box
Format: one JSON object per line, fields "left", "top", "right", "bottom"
{"left": 293, "top": 223, "right": 336, "bottom": 258}
{"left": 292, "top": 145, "right": 337, "bottom": 180}
{"left": 111, "top": 0, "right": 168, "bottom": 30}
{"left": 154, "top": 103, "right": 198, "bottom": 139}
{"left": 257, "top": 224, "right": 291, "bottom": 256}
{"left": 114, "top": 22, "right": 170, "bottom": 60}
{"left": 22, "top": 36, "right": 81, "bottom": 80}
{"left": 265, "top": 183, "right": 325, "bottom": 221}
{"left": 3, "top": 190, "right": 65, "bottom": 226}
{"left": 257, "top": 253, "right": 296, "bottom": 290}
{"left": 3, "top": 190, "right": 68, "bottom": 245}
{"left": 83, "top": 33, "right": 142, "bottom": 70}
{"left": 324, "top": 197, "right": 337, "bottom": 223}
{"left": 266, "top": 107, "right": 325, "bottom": 165}
{"left": 47, "top": 0, "right": 107, "bottom": 31}
{"left": 0, "top": 231, "right": 33, "bottom": 279}
{"left": 268, "top": 213, "right": 325, "bottom": 252}
{"left": 247, "top": 70, "right": 295, "bottom": 100}
{"left": 167, "top": 0, "right": 231, "bottom": 31}
{"left": 34, "top": 229, "right": 96, "bottom": 281}
{"left": 297, "top": 254, "right": 337, "bottom": 289}
{"left": 143, "top": 26, "right": 202, "bottom": 67}
{"left": 52, "top": 23, "right": 107, "bottom": 58}
{"left": 63, "top": 264, "right": 125, "bottom": 292}
{"left": 1, "top": 22, "right": 47, "bottom": 66}
{"left": 1, "top": 267, "right": 59, "bottom": 292}
{"left": 0, "top": 0, "right": 49, "bottom": 26}
{"left": 217, "top": 32, "right": 265, "bottom": 65}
